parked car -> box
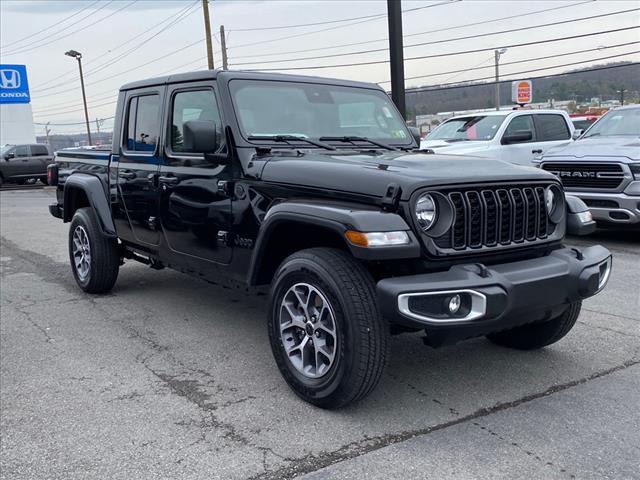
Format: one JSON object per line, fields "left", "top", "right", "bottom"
{"left": 420, "top": 110, "right": 575, "bottom": 165}
{"left": 48, "top": 70, "right": 610, "bottom": 408}
{"left": 570, "top": 114, "right": 600, "bottom": 134}
{"left": 539, "top": 104, "right": 640, "bottom": 228}
{"left": 0, "top": 143, "right": 53, "bottom": 186}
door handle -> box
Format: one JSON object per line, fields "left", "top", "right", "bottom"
{"left": 119, "top": 171, "right": 136, "bottom": 179}
{"left": 158, "top": 175, "right": 179, "bottom": 185}
{"left": 532, "top": 149, "right": 543, "bottom": 154}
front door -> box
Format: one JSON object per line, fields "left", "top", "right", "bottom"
{"left": 158, "top": 84, "right": 232, "bottom": 265}
{"left": 499, "top": 114, "right": 540, "bottom": 166}
{"left": 114, "top": 90, "right": 164, "bottom": 247}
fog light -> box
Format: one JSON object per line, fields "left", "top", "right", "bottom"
{"left": 577, "top": 211, "right": 592, "bottom": 223}
{"left": 448, "top": 294, "right": 461, "bottom": 314}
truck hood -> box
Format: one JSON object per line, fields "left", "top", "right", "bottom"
{"left": 419, "top": 140, "right": 491, "bottom": 155}
{"left": 260, "top": 150, "right": 556, "bottom": 200}
{"left": 542, "top": 136, "right": 640, "bottom": 162}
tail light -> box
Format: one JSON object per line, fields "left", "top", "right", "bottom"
{"left": 47, "top": 163, "right": 59, "bottom": 186}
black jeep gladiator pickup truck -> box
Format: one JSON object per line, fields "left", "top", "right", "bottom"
{"left": 48, "top": 70, "right": 612, "bottom": 408}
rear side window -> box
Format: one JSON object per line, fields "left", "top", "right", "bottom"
{"left": 535, "top": 115, "right": 570, "bottom": 141}
{"left": 14, "top": 145, "right": 29, "bottom": 157}
{"left": 31, "top": 145, "right": 49, "bottom": 156}
{"left": 504, "top": 115, "right": 535, "bottom": 142}
{"left": 125, "top": 94, "right": 160, "bottom": 152}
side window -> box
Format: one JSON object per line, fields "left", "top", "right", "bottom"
{"left": 31, "top": 145, "right": 49, "bottom": 156}
{"left": 14, "top": 145, "right": 29, "bottom": 157}
{"left": 124, "top": 94, "right": 160, "bottom": 153}
{"left": 503, "top": 115, "right": 535, "bottom": 143}
{"left": 169, "top": 89, "right": 225, "bottom": 166}
{"left": 536, "top": 115, "right": 570, "bottom": 141}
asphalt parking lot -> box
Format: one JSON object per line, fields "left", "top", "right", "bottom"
{"left": 1, "top": 188, "right": 638, "bottom": 480}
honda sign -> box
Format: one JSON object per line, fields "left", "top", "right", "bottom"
{"left": 0, "top": 64, "right": 30, "bottom": 104}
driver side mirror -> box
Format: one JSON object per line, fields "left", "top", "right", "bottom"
{"left": 4, "top": 152, "right": 15, "bottom": 160}
{"left": 572, "top": 129, "right": 584, "bottom": 140}
{"left": 183, "top": 120, "right": 228, "bottom": 165}
{"left": 502, "top": 130, "right": 533, "bottom": 144}
{"left": 408, "top": 126, "right": 421, "bottom": 145}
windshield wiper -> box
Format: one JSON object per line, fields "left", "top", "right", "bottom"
{"left": 318, "top": 136, "right": 397, "bottom": 151}
{"left": 247, "top": 135, "right": 335, "bottom": 150}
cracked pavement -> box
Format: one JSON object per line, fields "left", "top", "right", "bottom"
{"left": 1, "top": 189, "right": 639, "bottom": 480}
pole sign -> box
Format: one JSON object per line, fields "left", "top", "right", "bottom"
{"left": 0, "top": 64, "right": 31, "bottom": 104}
{"left": 511, "top": 80, "right": 532, "bottom": 105}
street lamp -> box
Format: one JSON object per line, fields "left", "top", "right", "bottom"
{"left": 494, "top": 48, "right": 507, "bottom": 110}
{"left": 65, "top": 49, "right": 92, "bottom": 145}
{"left": 616, "top": 88, "right": 628, "bottom": 106}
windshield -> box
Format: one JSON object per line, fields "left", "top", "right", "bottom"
{"left": 0, "top": 145, "right": 14, "bottom": 156}
{"left": 583, "top": 107, "right": 640, "bottom": 138}
{"left": 427, "top": 115, "right": 507, "bottom": 142}
{"left": 230, "top": 80, "right": 412, "bottom": 146}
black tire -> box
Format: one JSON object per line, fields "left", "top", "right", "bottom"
{"left": 40, "top": 176, "right": 49, "bottom": 186}
{"left": 69, "top": 207, "right": 120, "bottom": 293}
{"left": 487, "top": 301, "right": 581, "bottom": 350}
{"left": 268, "top": 248, "right": 388, "bottom": 409}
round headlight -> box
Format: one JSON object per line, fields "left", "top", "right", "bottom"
{"left": 545, "top": 188, "right": 555, "bottom": 214}
{"left": 415, "top": 193, "right": 437, "bottom": 231}
{"left": 546, "top": 185, "right": 565, "bottom": 224}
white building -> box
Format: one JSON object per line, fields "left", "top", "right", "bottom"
{"left": 0, "top": 64, "right": 36, "bottom": 145}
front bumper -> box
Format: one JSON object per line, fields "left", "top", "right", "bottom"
{"left": 377, "top": 245, "right": 611, "bottom": 346}
{"left": 571, "top": 191, "right": 640, "bottom": 226}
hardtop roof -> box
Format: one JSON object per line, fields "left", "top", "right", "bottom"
{"left": 120, "top": 69, "right": 381, "bottom": 92}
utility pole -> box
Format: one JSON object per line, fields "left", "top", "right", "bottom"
{"left": 65, "top": 49, "right": 92, "bottom": 145}
{"left": 45, "top": 122, "right": 51, "bottom": 145}
{"left": 220, "top": 25, "right": 228, "bottom": 70}
{"left": 202, "top": 0, "right": 214, "bottom": 69}
{"left": 95, "top": 118, "right": 101, "bottom": 135}
{"left": 494, "top": 48, "right": 507, "bottom": 111}
{"left": 387, "top": 0, "right": 406, "bottom": 119}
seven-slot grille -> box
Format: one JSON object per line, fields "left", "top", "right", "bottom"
{"left": 434, "top": 185, "right": 552, "bottom": 251}
{"left": 541, "top": 162, "right": 624, "bottom": 189}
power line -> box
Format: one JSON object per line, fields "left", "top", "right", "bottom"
{"left": 34, "top": 117, "right": 115, "bottom": 127}
{"left": 226, "top": 0, "right": 455, "bottom": 50}
{"left": 244, "top": 25, "right": 640, "bottom": 71}
{"left": 380, "top": 41, "right": 640, "bottom": 84}
{"left": 31, "top": 0, "right": 199, "bottom": 91}
{"left": 406, "top": 57, "right": 639, "bottom": 94}
{"left": 2, "top": 0, "right": 127, "bottom": 56}
{"left": 227, "top": 0, "right": 592, "bottom": 61}
{"left": 227, "top": 1, "right": 459, "bottom": 32}
{"left": 230, "top": 7, "right": 639, "bottom": 66}
{"left": 0, "top": 0, "right": 101, "bottom": 50}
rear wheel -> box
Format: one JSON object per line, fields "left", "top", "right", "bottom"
{"left": 268, "top": 248, "right": 388, "bottom": 409}
{"left": 487, "top": 301, "right": 581, "bottom": 350}
{"left": 69, "top": 207, "right": 120, "bottom": 293}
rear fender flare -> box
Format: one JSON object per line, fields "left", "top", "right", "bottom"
{"left": 63, "top": 174, "right": 116, "bottom": 237}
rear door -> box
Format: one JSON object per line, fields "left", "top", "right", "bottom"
{"left": 28, "top": 144, "right": 51, "bottom": 176}
{"left": 114, "top": 88, "right": 164, "bottom": 246}
{"left": 157, "top": 82, "right": 233, "bottom": 265}
{"left": 532, "top": 113, "right": 572, "bottom": 155}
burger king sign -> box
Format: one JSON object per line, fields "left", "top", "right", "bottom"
{"left": 511, "top": 80, "right": 532, "bottom": 105}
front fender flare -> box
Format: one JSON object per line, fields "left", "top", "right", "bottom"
{"left": 247, "top": 200, "right": 420, "bottom": 286}
{"left": 63, "top": 174, "right": 116, "bottom": 237}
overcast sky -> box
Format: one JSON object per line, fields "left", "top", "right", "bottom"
{"left": 1, "top": 0, "right": 638, "bottom": 134}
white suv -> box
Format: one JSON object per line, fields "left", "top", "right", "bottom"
{"left": 420, "top": 110, "right": 575, "bottom": 166}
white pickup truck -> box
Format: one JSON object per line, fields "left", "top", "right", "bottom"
{"left": 420, "top": 109, "right": 575, "bottom": 166}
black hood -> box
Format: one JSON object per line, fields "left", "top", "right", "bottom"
{"left": 260, "top": 151, "right": 557, "bottom": 200}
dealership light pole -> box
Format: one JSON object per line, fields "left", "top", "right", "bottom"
{"left": 65, "top": 49, "right": 92, "bottom": 145}
{"left": 494, "top": 48, "right": 507, "bottom": 111}
{"left": 617, "top": 87, "right": 627, "bottom": 105}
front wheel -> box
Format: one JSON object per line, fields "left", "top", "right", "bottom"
{"left": 69, "top": 207, "right": 120, "bottom": 293}
{"left": 268, "top": 248, "right": 388, "bottom": 409}
{"left": 487, "top": 301, "right": 581, "bottom": 350}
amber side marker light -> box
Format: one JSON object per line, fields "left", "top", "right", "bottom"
{"left": 345, "top": 230, "right": 410, "bottom": 247}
